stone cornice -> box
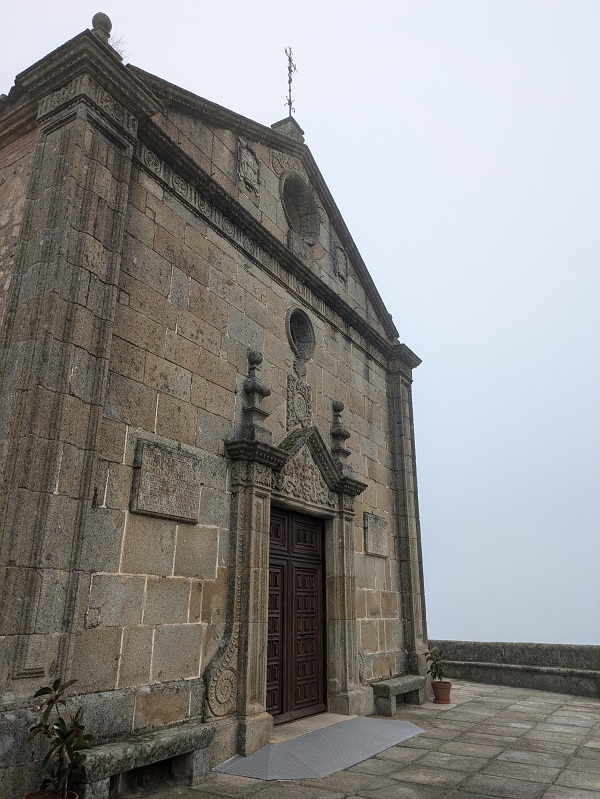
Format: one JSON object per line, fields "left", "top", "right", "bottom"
{"left": 390, "top": 343, "right": 422, "bottom": 371}
{"left": 128, "top": 66, "right": 305, "bottom": 155}
{"left": 335, "top": 475, "right": 369, "bottom": 498}
{"left": 224, "top": 440, "right": 288, "bottom": 470}
{"left": 0, "top": 99, "right": 37, "bottom": 151}
{"left": 15, "top": 30, "right": 161, "bottom": 128}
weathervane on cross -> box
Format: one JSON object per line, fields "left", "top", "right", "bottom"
{"left": 285, "top": 47, "right": 297, "bottom": 117}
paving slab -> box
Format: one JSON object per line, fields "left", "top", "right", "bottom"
{"left": 387, "top": 762, "right": 468, "bottom": 788}
{"left": 541, "top": 787, "right": 600, "bottom": 798}
{"left": 131, "top": 680, "right": 600, "bottom": 799}
{"left": 459, "top": 773, "right": 547, "bottom": 798}
{"left": 346, "top": 758, "right": 401, "bottom": 776}
{"left": 482, "top": 759, "right": 562, "bottom": 783}
{"left": 566, "top": 757, "right": 600, "bottom": 776}
{"left": 419, "top": 750, "right": 491, "bottom": 772}
{"left": 555, "top": 772, "right": 600, "bottom": 792}
{"left": 360, "top": 779, "right": 450, "bottom": 798}
{"left": 374, "top": 745, "right": 426, "bottom": 764}
{"left": 498, "top": 750, "right": 569, "bottom": 768}
{"left": 439, "top": 740, "right": 505, "bottom": 758}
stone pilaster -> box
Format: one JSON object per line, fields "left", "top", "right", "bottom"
{"left": 204, "top": 352, "right": 285, "bottom": 755}
{"left": 388, "top": 344, "right": 428, "bottom": 679}
{"left": 0, "top": 18, "right": 160, "bottom": 688}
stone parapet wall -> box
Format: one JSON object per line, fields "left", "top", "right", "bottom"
{"left": 431, "top": 639, "right": 600, "bottom": 698}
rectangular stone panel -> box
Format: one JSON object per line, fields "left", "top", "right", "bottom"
{"left": 130, "top": 440, "right": 202, "bottom": 522}
{"left": 364, "top": 512, "right": 388, "bottom": 558}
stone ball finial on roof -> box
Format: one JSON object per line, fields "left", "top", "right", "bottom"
{"left": 92, "top": 12, "right": 112, "bottom": 36}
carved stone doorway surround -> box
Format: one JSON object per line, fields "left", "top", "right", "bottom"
{"left": 203, "top": 353, "right": 366, "bottom": 756}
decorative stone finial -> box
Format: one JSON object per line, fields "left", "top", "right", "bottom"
{"left": 92, "top": 12, "right": 112, "bottom": 43}
{"left": 331, "top": 399, "right": 352, "bottom": 475}
{"left": 242, "top": 351, "right": 272, "bottom": 444}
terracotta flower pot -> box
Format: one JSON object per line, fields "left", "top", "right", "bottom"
{"left": 431, "top": 680, "right": 452, "bottom": 704}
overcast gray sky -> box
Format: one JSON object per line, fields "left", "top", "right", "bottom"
{"left": 2, "top": 1, "right": 599, "bottom": 645}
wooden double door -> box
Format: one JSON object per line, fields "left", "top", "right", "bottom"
{"left": 267, "top": 508, "right": 327, "bottom": 724}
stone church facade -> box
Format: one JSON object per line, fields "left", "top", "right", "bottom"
{"left": 0, "top": 14, "right": 428, "bottom": 794}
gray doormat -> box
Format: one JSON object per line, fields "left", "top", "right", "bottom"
{"left": 216, "top": 716, "right": 423, "bottom": 780}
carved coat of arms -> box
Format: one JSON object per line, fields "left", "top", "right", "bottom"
{"left": 237, "top": 137, "right": 260, "bottom": 198}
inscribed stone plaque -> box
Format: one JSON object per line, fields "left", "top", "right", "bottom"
{"left": 130, "top": 441, "right": 201, "bottom": 523}
{"left": 364, "top": 513, "right": 388, "bottom": 558}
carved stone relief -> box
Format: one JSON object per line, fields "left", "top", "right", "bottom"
{"left": 130, "top": 441, "right": 202, "bottom": 522}
{"left": 206, "top": 507, "right": 243, "bottom": 717}
{"left": 231, "top": 460, "right": 272, "bottom": 489}
{"left": 272, "top": 447, "right": 336, "bottom": 509}
{"left": 364, "top": 512, "right": 389, "bottom": 558}
{"left": 334, "top": 244, "right": 349, "bottom": 285}
{"left": 237, "top": 137, "right": 260, "bottom": 198}
{"left": 286, "top": 375, "right": 312, "bottom": 430}
{"left": 271, "top": 152, "right": 303, "bottom": 177}
{"left": 358, "top": 648, "right": 367, "bottom": 683}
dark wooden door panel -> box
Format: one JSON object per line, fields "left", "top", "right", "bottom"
{"left": 268, "top": 509, "right": 326, "bottom": 723}
{"left": 266, "top": 563, "right": 285, "bottom": 715}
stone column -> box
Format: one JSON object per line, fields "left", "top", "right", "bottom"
{"left": 0, "top": 17, "right": 160, "bottom": 688}
{"left": 388, "top": 344, "right": 429, "bottom": 677}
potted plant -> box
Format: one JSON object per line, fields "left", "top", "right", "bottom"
{"left": 25, "top": 678, "right": 94, "bottom": 799}
{"left": 426, "top": 646, "right": 452, "bottom": 704}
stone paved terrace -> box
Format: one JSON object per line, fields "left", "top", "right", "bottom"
{"left": 135, "top": 680, "right": 600, "bottom": 799}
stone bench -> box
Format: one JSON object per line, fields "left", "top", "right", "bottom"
{"left": 83, "top": 720, "right": 214, "bottom": 799}
{"left": 371, "top": 674, "right": 427, "bottom": 716}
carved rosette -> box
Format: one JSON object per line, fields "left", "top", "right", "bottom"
{"left": 207, "top": 647, "right": 238, "bottom": 717}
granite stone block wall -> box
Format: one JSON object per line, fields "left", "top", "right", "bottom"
{"left": 0, "top": 15, "right": 428, "bottom": 794}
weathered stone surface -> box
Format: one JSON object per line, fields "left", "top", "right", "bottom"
{"left": 85, "top": 719, "right": 214, "bottom": 781}
{"left": 174, "top": 524, "right": 219, "bottom": 580}
{"left": 133, "top": 683, "right": 192, "bottom": 731}
{"left": 123, "top": 517, "right": 176, "bottom": 575}
{"left": 86, "top": 574, "right": 145, "bottom": 627}
{"left": 70, "top": 627, "right": 122, "bottom": 692}
{"left": 364, "top": 512, "right": 389, "bottom": 558}
{"left": 152, "top": 624, "right": 203, "bottom": 681}
{"left": 144, "top": 577, "right": 191, "bottom": 624}
{"left": 130, "top": 440, "right": 202, "bottom": 522}
{"left": 117, "top": 625, "right": 153, "bottom": 687}
{"left": 0, "top": 14, "right": 428, "bottom": 793}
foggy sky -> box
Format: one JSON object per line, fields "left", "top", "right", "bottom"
{"left": 2, "top": 1, "right": 599, "bottom": 644}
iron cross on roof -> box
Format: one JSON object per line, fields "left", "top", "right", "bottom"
{"left": 285, "top": 46, "right": 297, "bottom": 117}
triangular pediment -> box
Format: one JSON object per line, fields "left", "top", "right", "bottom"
{"left": 127, "top": 66, "right": 400, "bottom": 346}
{"left": 276, "top": 426, "right": 340, "bottom": 490}
{"left": 272, "top": 428, "right": 339, "bottom": 511}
